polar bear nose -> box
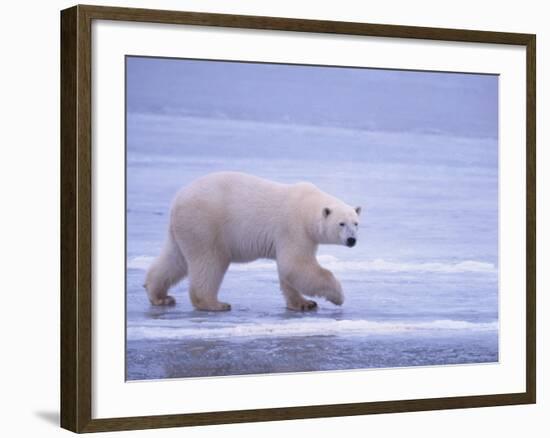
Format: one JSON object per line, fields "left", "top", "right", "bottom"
{"left": 346, "top": 237, "right": 356, "bottom": 247}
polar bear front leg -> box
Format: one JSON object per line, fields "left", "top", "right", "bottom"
{"left": 278, "top": 257, "right": 344, "bottom": 306}
{"left": 187, "top": 255, "right": 231, "bottom": 311}
{"left": 280, "top": 281, "right": 318, "bottom": 311}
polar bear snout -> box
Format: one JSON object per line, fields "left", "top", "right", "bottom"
{"left": 337, "top": 222, "right": 359, "bottom": 247}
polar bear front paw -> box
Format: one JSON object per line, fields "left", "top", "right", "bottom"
{"left": 299, "top": 300, "right": 318, "bottom": 311}
{"left": 326, "top": 292, "right": 344, "bottom": 306}
{"left": 287, "top": 298, "right": 318, "bottom": 312}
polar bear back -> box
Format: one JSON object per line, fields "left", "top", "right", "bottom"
{"left": 169, "top": 172, "right": 340, "bottom": 263}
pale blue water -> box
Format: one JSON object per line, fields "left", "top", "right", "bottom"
{"left": 125, "top": 58, "right": 498, "bottom": 380}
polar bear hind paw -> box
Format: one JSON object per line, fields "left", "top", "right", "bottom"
{"left": 213, "top": 302, "right": 232, "bottom": 311}
{"left": 195, "top": 301, "right": 232, "bottom": 312}
{"left": 150, "top": 295, "right": 176, "bottom": 306}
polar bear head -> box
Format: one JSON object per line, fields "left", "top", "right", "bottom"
{"left": 319, "top": 204, "right": 362, "bottom": 247}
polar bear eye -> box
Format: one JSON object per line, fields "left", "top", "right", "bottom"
{"left": 339, "top": 222, "right": 345, "bottom": 227}
{"left": 354, "top": 222, "right": 358, "bottom": 226}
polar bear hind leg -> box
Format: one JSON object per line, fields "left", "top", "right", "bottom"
{"left": 187, "top": 253, "right": 231, "bottom": 311}
{"left": 144, "top": 232, "right": 188, "bottom": 306}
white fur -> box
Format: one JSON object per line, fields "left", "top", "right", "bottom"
{"left": 145, "top": 172, "right": 361, "bottom": 311}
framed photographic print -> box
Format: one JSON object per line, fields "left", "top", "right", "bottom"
{"left": 60, "top": 4, "right": 536, "bottom": 433}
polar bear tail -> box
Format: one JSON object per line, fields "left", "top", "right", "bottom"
{"left": 144, "top": 231, "right": 188, "bottom": 306}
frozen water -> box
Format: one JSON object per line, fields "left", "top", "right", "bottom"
{"left": 125, "top": 58, "right": 498, "bottom": 380}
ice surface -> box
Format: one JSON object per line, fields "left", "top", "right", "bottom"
{"left": 125, "top": 58, "right": 499, "bottom": 380}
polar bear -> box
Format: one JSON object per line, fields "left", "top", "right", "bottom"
{"left": 144, "top": 172, "right": 361, "bottom": 311}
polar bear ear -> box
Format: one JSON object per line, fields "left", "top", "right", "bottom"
{"left": 323, "top": 207, "right": 331, "bottom": 218}
{"left": 355, "top": 206, "right": 362, "bottom": 215}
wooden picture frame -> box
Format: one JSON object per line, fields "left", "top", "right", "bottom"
{"left": 60, "top": 4, "right": 536, "bottom": 433}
